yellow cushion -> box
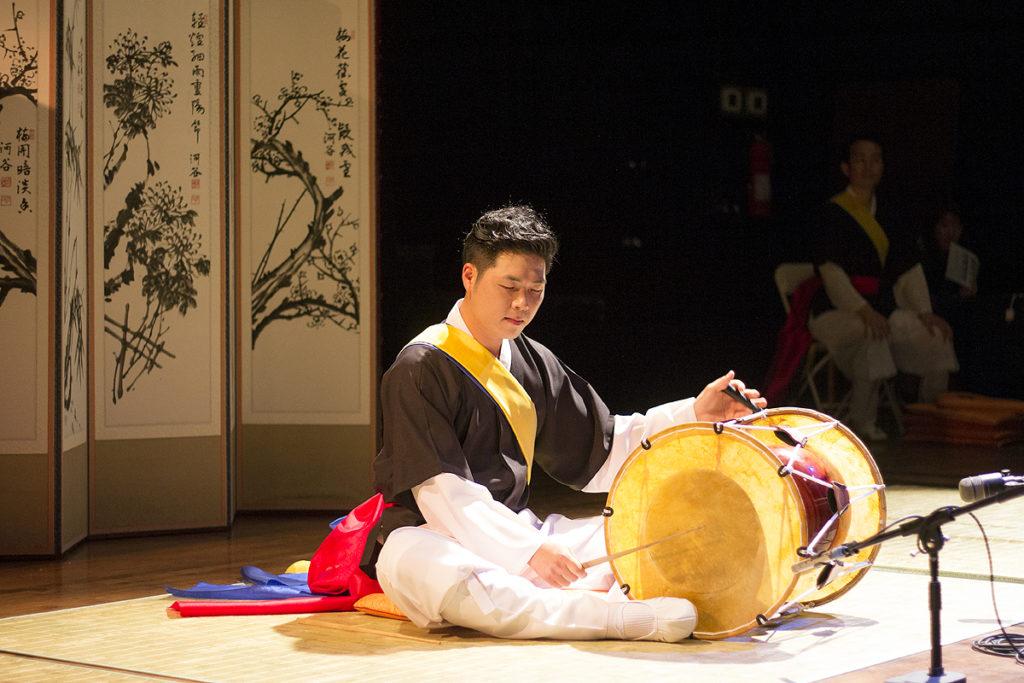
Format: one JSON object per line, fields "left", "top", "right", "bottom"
{"left": 353, "top": 592, "right": 410, "bottom": 621}
{"left": 285, "top": 560, "right": 311, "bottom": 574}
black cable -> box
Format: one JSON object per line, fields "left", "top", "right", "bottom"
{"left": 972, "top": 633, "right": 1024, "bottom": 664}
{"left": 879, "top": 513, "right": 925, "bottom": 535}
{"left": 966, "top": 511, "right": 1024, "bottom": 666}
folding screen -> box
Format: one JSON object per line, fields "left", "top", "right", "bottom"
{"left": 0, "top": 0, "right": 374, "bottom": 556}
{"left": 89, "top": 0, "right": 228, "bottom": 534}
{"left": 235, "top": 0, "right": 376, "bottom": 510}
{"left": 61, "top": 0, "right": 88, "bottom": 550}
{"left": 0, "top": 0, "right": 56, "bottom": 555}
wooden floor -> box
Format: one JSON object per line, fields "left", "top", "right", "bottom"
{"left": 3, "top": 444, "right": 1024, "bottom": 680}
{"left": 0, "top": 514, "right": 330, "bottom": 619}
{"left": 870, "top": 438, "right": 1024, "bottom": 488}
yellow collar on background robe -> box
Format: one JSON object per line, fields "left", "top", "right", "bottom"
{"left": 831, "top": 191, "right": 889, "bottom": 267}
{"left": 410, "top": 324, "right": 538, "bottom": 483}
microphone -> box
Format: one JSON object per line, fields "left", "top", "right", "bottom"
{"left": 958, "top": 470, "right": 1024, "bottom": 502}
{"left": 791, "top": 543, "right": 857, "bottom": 574}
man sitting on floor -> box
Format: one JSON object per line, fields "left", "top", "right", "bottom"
{"left": 371, "top": 205, "right": 765, "bottom": 642}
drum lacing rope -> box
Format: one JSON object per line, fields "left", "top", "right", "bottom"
{"left": 731, "top": 409, "right": 770, "bottom": 424}
{"left": 802, "top": 485, "right": 884, "bottom": 554}
{"left": 727, "top": 420, "right": 839, "bottom": 440}
{"left": 805, "top": 507, "right": 842, "bottom": 556}
{"left": 712, "top": 412, "right": 770, "bottom": 433}
{"left": 844, "top": 483, "right": 886, "bottom": 494}
{"left": 728, "top": 421, "right": 839, "bottom": 489}
{"left": 781, "top": 465, "right": 834, "bottom": 489}
{"left": 759, "top": 560, "right": 874, "bottom": 625}
{"left": 726, "top": 418, "right": 885, "bottom": 556}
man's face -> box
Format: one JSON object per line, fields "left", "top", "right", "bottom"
{"left": 461, "top": 251, "right": 547, "bottom": 348}
{"left": 934, "top": 211, "right": 963, "bottom": 252}
{"left": 842, "top": 140, "right": 884, "bottom": 193}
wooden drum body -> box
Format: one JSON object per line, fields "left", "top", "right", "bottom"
{"left": 603, "top": 408, "right": 886, "bottom": 639}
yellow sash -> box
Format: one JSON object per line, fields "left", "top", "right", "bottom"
{"left": 831, "top": 191, "right": 889, "bottom": 267}
{"left": 410, "top": 324, "right": 538, "bottom": 483}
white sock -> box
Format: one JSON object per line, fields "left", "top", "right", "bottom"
{"left": 614, "top": 601, "right": 657, "bottom": 640}
{"left": 609, "top": 598, "right": 696, "bottom": 642}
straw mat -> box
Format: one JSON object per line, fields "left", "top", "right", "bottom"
{"left": 870, "top": 485, "right": 1024, "bottom": 581}
{"left": 1, "top": 569, "right": 1024, "bottom": 682}
{"left": 2, "top": 485, "right": 1022, "bottom": 681}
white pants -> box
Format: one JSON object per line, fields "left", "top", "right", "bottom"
{"left": 808, "top": 308, "right": 959, "bottom": 426}
{"left": 375, "top": 510, "right": 629, "bottom": 639}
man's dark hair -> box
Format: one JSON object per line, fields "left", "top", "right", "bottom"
{"left": 842, "top": 131, "right": 885, "bottom": 162}
{"left": 930, "top": 199, "right": 962, "bottom": 227}
{"left": 462, "top": 205, "right": 559, "bottom": 273}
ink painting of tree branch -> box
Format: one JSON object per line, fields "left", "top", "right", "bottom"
{"left": 62, "top": 0, "right": 86, "bottom": 432}
{"left": 102, "top": 29, "right": 209, "bottom": 403}
{"left": 0, "top": 3, "right": 38, "bottom": 108}
{"left": 249, "top": 64, "right": 360, "bottom": 347}
{"left": 0, "top": 227, "right": 34, "bottom": 306}
{"left": 62, "top": 230, "right": 84, "bottom": 424}
{"left": 0, "top": 2, "right": 37, "bottom": 310}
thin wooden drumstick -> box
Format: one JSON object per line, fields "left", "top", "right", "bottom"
{"left": 721, "top": 384, "right": 761, "bottom": 413}
{"left": 581, "top": 524, "right": 704, "bottom": 569}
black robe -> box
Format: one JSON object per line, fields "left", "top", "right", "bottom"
{"left": 809, "top": 198, "right": 922, "bottom": 317}
{"left": 372, "top": 332, "right": 615, "bottom": 547}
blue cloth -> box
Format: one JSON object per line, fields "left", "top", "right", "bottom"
{"left": 166, "top": 567, "right": 328, "bottom": 600}
{"left": 167, "top": 516, "right": 347, "bottom": 600}
{"left": 240, "top": 566, "right": 310, "bottom": 589}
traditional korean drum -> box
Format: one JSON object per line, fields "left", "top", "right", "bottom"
{"left": 603, "top": 407, "right": 886, "bottom": 639}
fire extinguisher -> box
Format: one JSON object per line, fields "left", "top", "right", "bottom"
{"left": 748, "top": 135, "right": 772, "bottom": 218}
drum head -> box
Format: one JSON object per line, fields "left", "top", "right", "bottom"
{"left": 604, "top": 423, "right": 808, "bottom": 639}
{"left": 743, "top": 408, "right": 886, "bottom": 606}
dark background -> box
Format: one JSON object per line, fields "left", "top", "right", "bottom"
{"left": 377, "top": 2, "right": 1024, "bottom": 412}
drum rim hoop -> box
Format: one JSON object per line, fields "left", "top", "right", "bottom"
{"left": 604, "top": 421, "right": 806, "bottom": 636}
{"left": 751, "top": 407, "right": 888, "bottom": 607}
{"left": 603, "top": 408, "right": 888, "bottom": 633}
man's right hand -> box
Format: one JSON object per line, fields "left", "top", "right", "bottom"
{"left": 528, "top": 542, "right": 586, "bottom": 588}
{"left": 857, "top": 304, "right": 890, "bottom": 339}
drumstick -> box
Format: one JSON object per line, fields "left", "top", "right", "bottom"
{"left": 581, "top": 524, "right": 704, "bottom": 569}
{"left": 722, "top": 384, "right": 761, "bottom": 413}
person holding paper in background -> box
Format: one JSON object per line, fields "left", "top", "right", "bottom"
{"left": 921, "top": 203, "right": 979, "bottom": 378}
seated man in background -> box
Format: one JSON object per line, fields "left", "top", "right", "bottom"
{"left": 808, "top": 134, "right": 958, "bottom": 440}
{"left": 372, "top": 205, "right": 765, "bottom": 642}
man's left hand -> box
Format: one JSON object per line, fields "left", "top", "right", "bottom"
{"left": 694, "top": 370, "right": 768, "bottom": 422}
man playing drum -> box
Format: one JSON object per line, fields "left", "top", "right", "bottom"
{"left": 371, "top": 205, "right": 766, "bottom": 642}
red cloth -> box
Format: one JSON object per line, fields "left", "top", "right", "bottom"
{"left": 167, "top": 493, "right": 392, "bottom": 619}
{"left": 307, "top": 492, "right": 390, "bottom": 596}
{"left": 763, "top": 275, "right": 879, "bottom": 404}
{"left": 169, "top": 595, "right": 358, "bottom": 617}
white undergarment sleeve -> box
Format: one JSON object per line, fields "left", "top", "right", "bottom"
{"left": 893, "top": 263, "right": 933, "bottom": 314}
{"left": 412, "top": 473, "right": 545, "bottom": 575}
{"left": 819, "top": 261, "right": 869, "bottom": 313}
{"left": 581, "top": 397, "right": 696, "bottom": 493}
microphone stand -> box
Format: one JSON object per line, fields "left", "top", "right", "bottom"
{"left": 803, "top": 483, "right": 1024, "bottom": 683}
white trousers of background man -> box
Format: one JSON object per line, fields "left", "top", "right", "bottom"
{"left": 807, "top": 262, "right": 959, "bottom": 432}
{"left": 376, "top": 510, "right": 636, "bottom": 640}
{"left": 808, "top": 308, "right": 958, "bottom": 428}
